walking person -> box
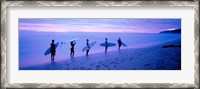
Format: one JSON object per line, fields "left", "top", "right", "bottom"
{"left": 70, "top": 41, "right": 76, "bottom": 57}
{"left": 86, "top": 39, "right": 90, "bottom": 56}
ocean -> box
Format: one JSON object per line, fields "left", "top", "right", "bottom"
{"left": 19, "top": 31, "right": 181, "bottom": 68}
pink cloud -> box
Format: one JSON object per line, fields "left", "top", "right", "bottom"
{"left": 19, "top": 22, "right": 156, "bottom": 33}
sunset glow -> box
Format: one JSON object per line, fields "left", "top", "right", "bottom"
{"left": 19, "top": 19, "right": 181, "bottom": 33}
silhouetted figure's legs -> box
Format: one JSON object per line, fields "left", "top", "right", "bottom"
{"left": 70, "top": 48, "right": 73, "bottom": 57}
{"left": 118, "top": 45, "right": 121, "bottom": 51}
{"left": 51, "top": 54, "right": 55, "bottom": 60}
{"left": 86, "top": 50, "right": 89, "bottom": 56}
{"left": 118, "top": 47, "right": 121, "bottom": 53}
{"left": 51, "top": 55, "right": 55, "bottom": 62}
{"left": 70, "top": 52, "right": 73, "bottom": 56}
{"left": 70, "top": 49, "right": 75, "bottom": 57}
{"left": 51, "top": 54, "right": 55, "bottom": 62}
{"left": 52, "top": 55, "right": 55, "bottom": 60}
{"left": 72, "top": 51, "right": 74, "bottom": 56}
{"left": 105, "top": 46, "right": 108, "bottom": 53}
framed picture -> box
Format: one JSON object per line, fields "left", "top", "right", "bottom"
{"left": 1, "top": 0, "right": 199, "bottom": 89}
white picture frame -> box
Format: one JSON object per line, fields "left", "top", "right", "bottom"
{"left": 1, "top": 0, "right": 199, "bottom": 89}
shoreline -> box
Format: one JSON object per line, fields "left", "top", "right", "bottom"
{"left": 20, "top": 38, "right": 181, "bottom": 70}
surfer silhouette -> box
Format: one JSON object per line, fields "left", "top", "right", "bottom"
{"left": 70, "top": 41, "right": 76, "bottom": 57}
{"left": 50, "top": 40, "right": 56, "bottom": 61}
{"left": 117, "top": 37, "right": 122, "bottom": 50}
{"left": 105, "top": 38, "right": 108, "bottom": 53}
{"left": 86, "top": 39, "right": 90, "bottom": 56}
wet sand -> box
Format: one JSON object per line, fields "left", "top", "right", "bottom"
{"left": 20, "top": 39, "right": 181, "bottom": 70}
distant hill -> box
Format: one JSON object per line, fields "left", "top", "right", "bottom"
{"left": 160, "top": 28, "right": 181, "bottom": 34}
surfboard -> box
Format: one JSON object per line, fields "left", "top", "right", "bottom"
{"left": 82, "top": 41, "right": 96, "bottom": 51}
{"left": 60, "top": 38, "right": 80, "bottom": 45}
{"left": 121, "top": 42, "right": 127, "bottom": 47}
{"left": 44, "top": 42, "right": 59, "bottom": 56}
{"left": 66, "top": 38, "right": 81, "bottom": 43}
{"left": 100, "top": 42, "right": 116, "bottom": 47}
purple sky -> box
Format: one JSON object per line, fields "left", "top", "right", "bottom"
{"left": 19, "top": 18, "right": 181, "bottom": 33}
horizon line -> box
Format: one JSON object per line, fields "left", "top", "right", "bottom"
{"left": 19, "top": 30, "right": 160, "bottom": 34}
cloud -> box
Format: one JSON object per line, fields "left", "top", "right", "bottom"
{"left": 19, "top": 18, "right": 181, "bottom": 33}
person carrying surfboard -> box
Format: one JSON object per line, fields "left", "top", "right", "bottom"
{"left": 70, "top": 41, "right": 76, "bottom": 57}
{"left": 105, "top": 38, "right": 108, "bottom": 53}
{"left": 117, "top": 37, "right": 122, "bottom": 50}
{"left": 86, "top": 39, "right": 90, "bottom": 56}
{"left": 50, "top": 40, "right": 56, "bottom": 61}
{"left": 100, "top": 38, "right": 116, "bottom": 53}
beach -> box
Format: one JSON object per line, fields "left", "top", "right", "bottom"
{"left": 20, "top": 39, "right": 181, "bottom": 70}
